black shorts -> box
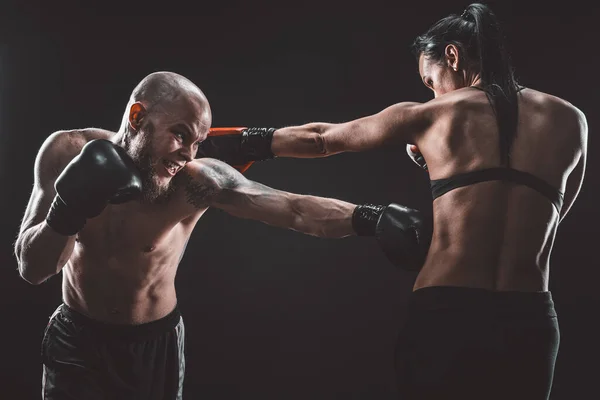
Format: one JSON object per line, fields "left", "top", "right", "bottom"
{"left": 395, "top": 286, "right": 560, "bottom": 400}
{"left": 41, "top": 304, "right": 185, "bottom": 400}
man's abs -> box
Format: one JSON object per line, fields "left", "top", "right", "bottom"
{"left": 61, "top": 197, "right": 201, "bottom": 324}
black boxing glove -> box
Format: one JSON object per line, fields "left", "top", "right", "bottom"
{"left": 197, "top": 127, "right": 276, "bottom": 166}
{"left": 46, "top": 139, "right": 143, "bottom": 236}
{"left": 352, "top": 203, "right": 432, "bottom": 271}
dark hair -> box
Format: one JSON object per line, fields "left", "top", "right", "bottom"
{"left": 412, "top": 4, "right": 520, "bottom": 161}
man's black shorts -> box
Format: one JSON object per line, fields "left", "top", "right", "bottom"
{"left": 41, "top": 303, "right": 185, "bottom": 400}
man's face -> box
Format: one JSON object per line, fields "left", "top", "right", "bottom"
{"left": 129, "top": 95, "right": 211, "bottom": 203}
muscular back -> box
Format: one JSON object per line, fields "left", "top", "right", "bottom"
{"left": 414, "top": 87, "right": 587, "bottom": 291}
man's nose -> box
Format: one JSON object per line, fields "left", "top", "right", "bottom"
{"left": 179, "top": 145, "right": 193, "bottom": 162}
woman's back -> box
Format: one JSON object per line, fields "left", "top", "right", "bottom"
{"left": 415, "top": 87, "right": 586, "bottom": 291}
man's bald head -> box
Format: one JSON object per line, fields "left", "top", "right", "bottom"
{"left": 117, "top": 72, "right": 212, "bottom": 203}
{"left": 119, "top": 71, "right": 211, "bottom": 134}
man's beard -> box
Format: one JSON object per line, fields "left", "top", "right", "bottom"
{"left": 129, "top": 132, "right": 177, "bottom": 204}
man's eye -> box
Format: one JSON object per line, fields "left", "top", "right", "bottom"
{"left": 174, "top": 132, "right": 184, "bottom": 140}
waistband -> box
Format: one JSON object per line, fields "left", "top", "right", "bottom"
{"left": 58, "top": 303, "right": 182, "bottom": 339}
{"left": 409, "top": 286, "right": 557, "bottom": 317}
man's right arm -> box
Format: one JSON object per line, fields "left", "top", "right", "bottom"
{"left": 14, "top": 131, "right": 82, "bottom": 284}
{"left": 183, "top": 159, "right": 432, "bottom": 270}
{"left": 184, "top": 158, "right": 357, "bottom": 238}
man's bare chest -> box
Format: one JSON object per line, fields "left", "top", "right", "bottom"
{"left": 76, "top": 201, "right": 191, "bottom": 256}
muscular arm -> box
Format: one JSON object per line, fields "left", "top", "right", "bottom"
{"left": 184, "top": 159, "right": 356, "bottom": 238}
{"left": 270, "top": 102, "right": 432, "bottom": 158}
{"left": 14, "top": 131, "right": 83, "bottom": 284}
{"left": 560, "top": 108, "right": 588, "bottom": 223}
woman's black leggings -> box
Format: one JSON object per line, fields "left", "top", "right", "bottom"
{"left": 395, "top": 286, "right": 560, "bottom": 400}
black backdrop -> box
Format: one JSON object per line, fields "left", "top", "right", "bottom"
{"left": 0, "top": 1, "right": 598, "bottom": 398}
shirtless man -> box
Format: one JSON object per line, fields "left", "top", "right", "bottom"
{"left": 200, "top": 4, "right": 587, "bottom": 399}
{"left": 14, "top": 71, "right": 424, "bottom": 399}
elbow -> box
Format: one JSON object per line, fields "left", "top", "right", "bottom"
{"left": 17, "top": 256, "right": 56, "bottom": 286}
{"left": 22, "top": 277, "right": 46, "bottom": 286}
{"left": 13, "top": 233, "right": 64, "bottom": 285}
{"left": 19, "top": 264, "right": 47, "bottom": 285}
{"left": 312, "top": 122, "right": 353, "bottom": 157}
{"left": 309, "top": 124, "right": 332, "bottom": 157}
{"left": 312, "top": 131, "right": 329, "bottom": 156}
{"left": 13, "top": 241, "right": 39, "bottom": 284}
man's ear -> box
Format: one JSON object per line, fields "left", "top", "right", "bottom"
{"left": 128, "top": 102, "right": 147, "bottom": 132}
{"left": 444, "top": 44, "right": 460, "bottom": 72}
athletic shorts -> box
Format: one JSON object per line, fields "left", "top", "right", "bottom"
{"left": 41, "top": 303, "right": 185, "bottom": 400}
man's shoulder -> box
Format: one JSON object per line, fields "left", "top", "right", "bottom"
{"left": 41, "top": 128, "right": 114, "bottom": 156}
{"left": 184, "top": 158, "right": 239, "bottom": 183}
{"left": 36, "top": 128, "right": 117, "bottom": 174}
{"left": 173, "top": 159, "right": 236, "bottom": 212}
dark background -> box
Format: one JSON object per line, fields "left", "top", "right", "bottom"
{"left": 0, "top": 0, "right": 597, "bottom": 398}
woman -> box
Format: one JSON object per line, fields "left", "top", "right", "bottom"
{"left": 201, "top": 3, "right": 587, "bottom": 398}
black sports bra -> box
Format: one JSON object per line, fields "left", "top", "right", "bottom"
{"left": 430, "top": 167, "right": 564, "bottom": 211}
{"left": 429, "top": 86, "right": 564, "bottom": 213}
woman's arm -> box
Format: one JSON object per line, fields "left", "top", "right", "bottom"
{"left": 271, "top": 102, "right": 432, "bottom": 158}
{"left": 197, "top": 101, "right": 435, "bottom": 164}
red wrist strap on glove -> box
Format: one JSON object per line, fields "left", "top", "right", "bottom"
{"left": 206, "top": 127, "right": 255, "bottom": 174}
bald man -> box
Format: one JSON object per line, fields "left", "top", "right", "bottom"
{"left": 15, "top": 72, "right": 421, "bottom": 399}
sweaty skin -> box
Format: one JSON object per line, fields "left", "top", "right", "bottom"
{"left": 15, "top": 72, "right": 356, "bottom": 324}
{"left": 270, "top": 52, "right": 587, "bottom": 293}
